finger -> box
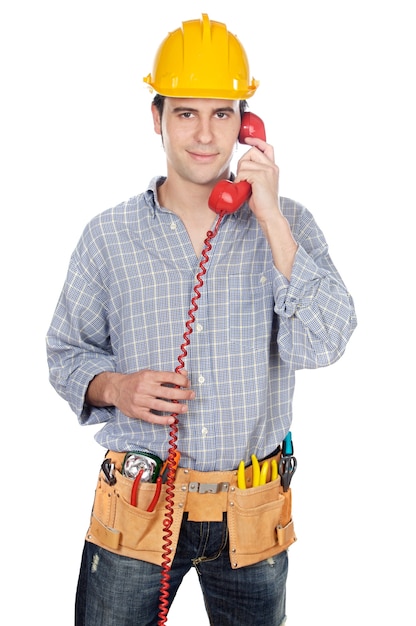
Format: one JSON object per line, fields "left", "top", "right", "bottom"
{"left": 241, "top": 138, "right": 275, "bottom": 161}
{"left": 176, "top": 369, "right": 192, "bottom": 387}
{"left": 155, "top": 379, "right": 195, "bottom": 400}
{"left": 150, "top": 397, "right": 190, "bottom": 415}
{"left": 152, "top": 369, "right": 192, "bottom": 389}
{"left": 235, "top": 160, "right": 279, "bottom": 187}
{"left": 136, "top": 408, "right": 180, "bottom": 426}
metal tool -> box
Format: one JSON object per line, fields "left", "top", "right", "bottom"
{"left": 101, "top": 458, "right": 116, "bottom": 486}
{"left": 238, "top": 453, "right": 284, "bottom": 489}
{"left": 259, "top": 460, "right": 269, "bottom": 485}
{"left": 130, "top": 468, "right": 163, "bottom": 511}
{"left": 271, "top": 459, "right": 278, "bottom": 482}
{"left": 278, "top": 455, "right": 297, "bottom": 491}
{"left": 122, "top": 451, "right": 162, "bottom": 482}
{"left": 282, "top": 431, "right": 294, "bottom": 457}
{"left": 146, "top": 476, "right": 163, "bottom": 512}
{"left": 237, "top": 460, "right": 246, "bottom": 489}
{"left": 130, "top": 469, "right": 144, "bottom": 506}
{"left": 278, "top": 431, "right": 297, "bottom": 491}
{"left": 251, "top": 454, "right": 260, "bottom": 487}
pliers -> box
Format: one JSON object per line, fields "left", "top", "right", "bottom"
{"left": 130, "top": 470, "right": 163, "bottom": 512}
{"left": 278, "top": 432, "right": 297, "bottom": 492}
{"left": 278, "top": 455, "right": 297, "bottom": 491}
{"left": 101, "top": 458, "right": 116, "bottom": 486}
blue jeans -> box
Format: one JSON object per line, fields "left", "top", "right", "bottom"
{"left": 75, "top": 513, "right": 288, "bottom": 626}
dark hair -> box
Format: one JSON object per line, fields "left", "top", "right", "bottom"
{"left": 152, "top": 94, "right": 248, "bottom": 120}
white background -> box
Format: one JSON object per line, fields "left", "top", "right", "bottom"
{"left": 2, "top": 1, "right": 415, "bottom": 624}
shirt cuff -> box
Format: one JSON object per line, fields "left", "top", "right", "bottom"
{"left": 273, "top": 245, "right": 327, "bottom": 317}
{"left": 66, "top": 358, "right": 116, "bottom": 424}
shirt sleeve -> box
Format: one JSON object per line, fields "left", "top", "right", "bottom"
{"left": 46, "top": 239, "right": 116, "bottom": 425}
{"left": 273, "top": 203, "right": 357, "bottom": 369}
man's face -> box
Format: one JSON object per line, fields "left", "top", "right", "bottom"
{"left": 152, "top": 98, "right": 241, "bottom": 187}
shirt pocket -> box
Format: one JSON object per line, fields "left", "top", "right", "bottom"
{"left": 228, "top": 270, "right": 274, "bottom": 352}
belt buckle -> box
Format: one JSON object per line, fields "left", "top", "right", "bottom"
{"left": 188, "top": 482, "right": 229, "bottom": 494}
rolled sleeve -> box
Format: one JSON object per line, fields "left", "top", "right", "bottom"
{"left": 46, "top": 243, "right": 117, "bottom": 424}
{"left": 274, "top": 244, "right": 357, "bottom": 369}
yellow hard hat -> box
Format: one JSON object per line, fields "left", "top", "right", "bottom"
{"left": 143, "top": 14, "right": 259, "bottom": 99}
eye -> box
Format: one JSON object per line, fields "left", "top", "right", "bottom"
{"left": 180, "top": 111, "right": 194, "bottom": 119}
{"left": 215, "top": 111, "right": 228, "bottom": 119}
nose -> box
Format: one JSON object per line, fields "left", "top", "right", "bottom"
{"left": 195, "top": 117, "right": 214, "bottom": 144}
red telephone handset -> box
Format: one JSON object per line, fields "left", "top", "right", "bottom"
{"left": 208, "top": 112, "right": 266, "bottom": 214}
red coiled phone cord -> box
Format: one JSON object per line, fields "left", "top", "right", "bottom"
{"left": 157, "top": 213, "right": 224, "bottom": 625}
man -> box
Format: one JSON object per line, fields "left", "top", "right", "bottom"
{"left": 47, "top": 14, "right": 357, "bottom": 626}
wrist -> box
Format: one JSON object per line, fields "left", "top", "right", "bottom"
{"left": 259, "top": 213, "right": 298, "bottom": 280}
{"left": 86, "top": 371, "right": 122, "bottom": 408}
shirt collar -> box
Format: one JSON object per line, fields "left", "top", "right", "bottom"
{"left": 143, "top": 176, "right": 166, "bottom": 217}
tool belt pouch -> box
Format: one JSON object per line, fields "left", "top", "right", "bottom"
{"left": 86, "top": 464, "right": 184, "bottom": 567}
{"left": 86, "top": 453, "right": 296, "bottom": 569}
{"left": 227, "top": 479, "right": 296, "bottom": 569}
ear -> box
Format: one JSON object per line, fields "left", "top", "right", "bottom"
{"left": 151, "top": 103, "right": 162, "bottom": 135}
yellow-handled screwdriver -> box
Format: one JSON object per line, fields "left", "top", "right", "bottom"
{"left": 259, "top": 460, "right": 269, "bottom": 485}
{"left": 237, "top": 459, "right": 246, "bottom": 489}
{"left": 271, "top": 458, "right": 278, "bottom": 481}
{"left": 251, "top": 454, "right": 260, "bottom": 487}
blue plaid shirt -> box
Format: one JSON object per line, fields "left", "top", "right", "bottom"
{"left": 46, "top": 176, "right": 357, "bottom": 470}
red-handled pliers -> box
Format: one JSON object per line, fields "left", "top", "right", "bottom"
{"left": 130, "top": 470, "right": 162, "bottom": 511}
{"left": 130, "top": 469, "right": 144, "bottom": 507}
{"left": 146, "top": 476, "right": 162, "bottom": 512}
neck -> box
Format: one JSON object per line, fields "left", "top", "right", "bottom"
{"left": 158, "top": 179, "right": 216, "bottom": 220}
{"left": 157, "top": 177, "right": 223, "bottom": 257}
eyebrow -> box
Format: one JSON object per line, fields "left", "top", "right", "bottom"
{"left": 171, "top": 106, "right": 237, "bottom": 115}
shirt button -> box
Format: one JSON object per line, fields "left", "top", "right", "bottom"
{"left": 170, "top": 222, "right": 177, "bottom": 230}
{"left": 260, "top": 275, "right": 267, "bottom": 285}
{"left": 196, "top": 323, "right": 203, "bottom": 333}
{"left": 198, "top": 375, "right": 205, "bottom": 384}
{"left": 201, "top": 426, "right": 208, "bottom": 437}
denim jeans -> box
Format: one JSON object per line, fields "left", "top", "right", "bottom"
{"left": 75, "top": 513, "right": 288, "bottom": 626}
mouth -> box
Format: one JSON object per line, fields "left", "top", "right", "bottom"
{"left": 187, "top": 150, "right": 219, "bottom": 163}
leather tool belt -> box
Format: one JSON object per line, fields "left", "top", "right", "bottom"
{"left": 86, "top": 450, "right": 296, "bottom": 569}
